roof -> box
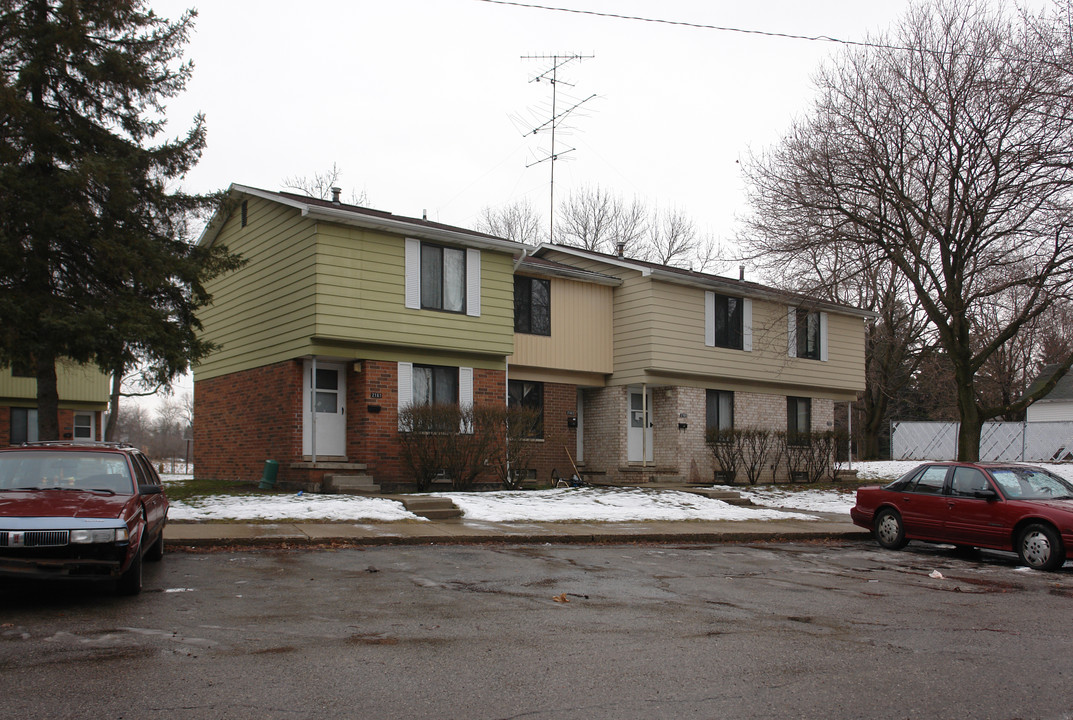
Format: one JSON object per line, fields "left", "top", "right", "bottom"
{"left": 534, "top": 243, "right": 879, "bottom": 319}
{"left": 198, "top": 184, "right": 524, "bottom": 254}
{"left": 1024, "top": 364, "right": 1073, "bottom": 403}
{"left": 516, "top": 255, "right": 623, "bottom": 286}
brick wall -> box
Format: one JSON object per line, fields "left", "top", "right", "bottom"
{"left": 509, "top": 382, "right": 578, "bottom": 484}
{"left": 0, "top": 406, "right": 102, "bottom": 448}
{"left": 194, "top": 360, "right": 303, "bottom": 482}
{"left": 580, "top": 386, "right": 627, "bottom": 473}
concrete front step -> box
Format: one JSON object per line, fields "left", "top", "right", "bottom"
{"left": 666, "top": 486, "right": 755, "bottom": 507}
{"left": 397, "top": 496, "right": 463, "bottom": 520}
{"left": 324, "top": 474, "right": 381, "bottom": 494}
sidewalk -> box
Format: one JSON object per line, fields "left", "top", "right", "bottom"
{"left": 164, "top": 511, "right": 869, "bottom": 548}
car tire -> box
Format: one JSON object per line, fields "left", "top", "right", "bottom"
{"left": 874, "top": 508, "right": 909, "bottom": 550}
{"left": 117, "top": 541, "right": 144, "bottom": 596}
{"left": 1017, "top": 523, "right": 1065, "bottom": 571}
{"left": 145, "top": 531, "right": 164, "bottom": 562}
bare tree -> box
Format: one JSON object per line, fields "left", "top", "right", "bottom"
{"left": 741, "top": 0, "right": 1073, "bottom": 460}
{"left": 283, "top": 162, "right": 368, "bottom": 205}
{"left": 476, "top": 199, "right": 546, "bottom": 245}
{"left": 644, "top": 206, "right": 697, "bottom": 267}
{"left": 554, "top": 184, "right": 624, "bottom": 253}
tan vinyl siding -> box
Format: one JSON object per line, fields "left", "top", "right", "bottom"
{"left": 196, "top": 197, "right": 319, "bottom": 379}
{"left": 510, "top": 277, "right": 613, "bottom": 374}
{"left": 538, "top": 249, "right": 866, "bottom": 397}
{"left": 0, "top": 362, "right": 109, "bottom": 407}
{"left": 196, "top": 197, "right": 516, "bottom": 381}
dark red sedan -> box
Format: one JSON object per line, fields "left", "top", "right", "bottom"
{"left": 851, "top": 462, "right": 1073, "bottom": 571}
{"left": 0, "top": 442, "right": 169, "bottom": 594}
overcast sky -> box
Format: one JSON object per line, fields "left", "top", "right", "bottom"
{"left": 149, "top": 0, "right": 945, "bottom": 265}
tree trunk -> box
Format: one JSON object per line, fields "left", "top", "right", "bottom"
{"left": 105, "top": 371, "right": 122, "bottom": 441}
{"left": 954, "top": 365, "right": 982, "bottom": 461}
{"left": 859, "top": 391, "right": 888, "bottom": 461}
{"left": 35, "top": 354, "right": 60, "bottom": 441}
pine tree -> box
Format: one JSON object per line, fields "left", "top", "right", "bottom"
{"left": 0, "top": 1, "right": 242, "bottom": 440}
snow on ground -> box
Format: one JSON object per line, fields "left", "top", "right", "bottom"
{"left": 168, "top": 494, "right": 424, "bottom": 522}
{"left": 429, "top": 487, "right": 817, "bottom": 523}
{"left": 160, "top": 460, "right": 1073, "bottom": 523}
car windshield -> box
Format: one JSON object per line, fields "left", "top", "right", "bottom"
{"left": 990, "top": 467, "right": 1073, "bottom": 500}
{"left": 0, "top": 451, "right": 134, "bottom": 494}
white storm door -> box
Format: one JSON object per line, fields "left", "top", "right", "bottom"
{"left": 303, "top": 361, "right": 346, "bottom": 457}
{"left": 627, "top": 387, "right": 653, "bottom": 462}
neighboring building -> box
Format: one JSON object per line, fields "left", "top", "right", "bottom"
{"left": 0, "top": 362, "right": 110, "bottom": 447}
{"left": 193, "top": 184, "right": 871, "bottom": 487}
{"left": 527, "top": 244, "right": 871, "bottom": 483}
{"left": 193, "top": 185, "right": 523, "bottom": 487}
{"left": 1025, "top": 365, "right": 1073, "bottom": 422}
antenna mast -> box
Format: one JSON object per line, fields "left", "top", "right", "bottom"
{"left": 520, "top": 53, "right": 595, "bottom": 244}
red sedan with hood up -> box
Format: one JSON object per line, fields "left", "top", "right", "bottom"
{"left": 851, "top": 461, "right": 1073, "bottom": 571}
{"left": 0, "top": 442, "right": 168, "bottom": 594}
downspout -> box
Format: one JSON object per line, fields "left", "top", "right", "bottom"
{"left": 642, "top": 382, "right": 648, "bottom": 469}
{"left": 311, "top": 357, "right": 318, "bottom": 464}
{"left": 512, "top": 245, "right": 530, "bottom": 271}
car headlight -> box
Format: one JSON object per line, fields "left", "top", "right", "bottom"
{"left": 70, "top": 529, "right": 122, "bottom": 544}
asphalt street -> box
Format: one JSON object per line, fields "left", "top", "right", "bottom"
{"left": 2, "top": 540, "right": 1072, "bottom": 720}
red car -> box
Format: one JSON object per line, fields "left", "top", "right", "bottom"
{"left": 851, "top": 462, "right": 1073, "bottom": 571}
{"left": 0, "top": 442, "right": 169, "bottom": 594}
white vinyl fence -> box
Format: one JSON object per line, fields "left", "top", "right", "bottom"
{"left": 891, "top": 421, "right": 1073, "bottom": 462}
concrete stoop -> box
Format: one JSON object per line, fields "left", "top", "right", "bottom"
{"left": 664, "top": 486, "right": 755, "bottom": 507}
{"left": 324, "top": 473, "right": 381, "bottom": 494}
{"left": 397, "top": 496, "right": 463, "bottom": 520}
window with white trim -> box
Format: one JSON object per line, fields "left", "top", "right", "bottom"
{"left": 705, "top": 292, "right": 752, "bottom": 351}
{"left": 397, "top": 362, "right": 474, "bottom": 431}
{"left": 73, "top": 413, "right": 94, "bottom": 441}
{"left": 787, "top": 307, "right": 828, "bottom": 361}
{"left": 405, "top": 239, "right": 481, "bottom": 317}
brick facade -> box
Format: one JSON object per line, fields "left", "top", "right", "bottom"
{"left": 194, "top": 359, "right": 508, "bottom": 487}
{"left": 509, "top": 382, "right": 579, "bottom": 484}
{"left": 0, "top": 406, "right": 103, "bottom": 448}
{"left": 577, "top": 386, "right": 835, "bottom": 484}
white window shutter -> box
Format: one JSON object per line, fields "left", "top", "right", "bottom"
{"left": 743, "top": 298, "right": 753, "bottom": 352}
{"left": 819, "top": 312, "right": 829, "bottom": 362}
{"left": 397, "top": 362, "right": 412, "bottom": 430}
{"left": 704, "top": 291, "right": 715, "bottom": 347}
{"left": 787, "top": 306, "right": 797, "bottom": 357}
{"left": 699, "top": 291, "right": 716, "bottom": 349}
{"left": 466, "top": 248, "right": 481, "bottom": 317}
{"left": 404, "top": 239, "right": 420, "bottom": 309}
{"left": 459, "top": 367, "right": 474, "bottom": 434}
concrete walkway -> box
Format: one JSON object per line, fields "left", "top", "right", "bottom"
{"left": 164, "top": 511, "right": 869, "bottom": 548}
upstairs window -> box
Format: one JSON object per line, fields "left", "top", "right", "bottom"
{"left": 712, "top": 295, "right": 743, "bottom": 349}
{"left": 421, "top": 244, "right": 466, "bottom": 313}
{"left": 405, "top": 239, "right": 481, "bottom": 317}
{"left": 514, "top": 276, "right": 551, "bottom": 335}
{"left": 787, "top": 307, "right": 828, "bottom": 361}
{"left": 705, "top": 292, "right": 751, "bottom": 351}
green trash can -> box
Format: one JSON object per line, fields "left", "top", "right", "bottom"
{"left": 258, "top": 459, "right": 280, "bottom": 489}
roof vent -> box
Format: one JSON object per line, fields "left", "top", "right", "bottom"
{"left": 331, "top": 187, "right": 342, "bottom": 205}
{"left": 739, "top": 264, "right": 745, "bottom": 281}
{"left": 616, "top": 241, "right": 625, "bottom": 259}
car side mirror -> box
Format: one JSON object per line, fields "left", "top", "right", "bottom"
{"left": 138, "top": 484, "right": 162, "bottom": 495}
{"left": 973, "top": 488, "right": 998, "bottom": 501}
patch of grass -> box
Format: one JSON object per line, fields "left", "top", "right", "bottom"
{"left": 163, "top": 477, "right": 265, "bottom": 502}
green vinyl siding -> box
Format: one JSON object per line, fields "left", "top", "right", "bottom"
{"left": 196, "top": 194, "right": 516, "bottom": 381}
{"left": 0, "top": 361, "right": 109, "bottom": 407}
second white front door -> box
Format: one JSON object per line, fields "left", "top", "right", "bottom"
{"left": 627, "top": 387, "right": 653, "bottom": 463}
{"left": 303, "top": 361, "right": 346, "bottom": 458}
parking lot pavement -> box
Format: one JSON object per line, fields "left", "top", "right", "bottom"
{"left": 163, "top": 512, "right": 868, "bottom": 548}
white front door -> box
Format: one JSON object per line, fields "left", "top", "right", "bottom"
{"left": 627, "top": 387, "right": 653, "bottom": 463}
{"left": 303, "top": 361, "right": 346, "bottom": 458}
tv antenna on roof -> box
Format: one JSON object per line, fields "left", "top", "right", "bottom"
{"left": 520, "top": 53, "right": 596, "bottom": 244}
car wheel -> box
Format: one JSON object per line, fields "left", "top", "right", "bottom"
{"left": 145, "top": 531, "right": 164, "bottom": 562}
{"left": 117, "top": 542, "right": 144, "bottom": 596}
{"left": 874, "top": 508, "right": 909, "bottom": 550}
{"left": 1018, "top": 523, "right": 1065, "bottom": 571}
